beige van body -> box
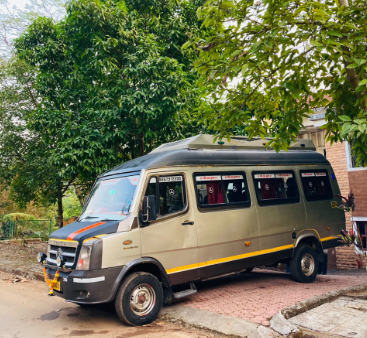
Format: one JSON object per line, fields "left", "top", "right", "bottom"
{"left": 42, "top": 134, "right": 345, "bottom": 326}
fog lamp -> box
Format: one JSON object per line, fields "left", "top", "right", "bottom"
{"left": 36, "top": 252, "right": 47, "bottom": 264}
{"left": 56, "top": 255, "right": 65, "bottom": 267}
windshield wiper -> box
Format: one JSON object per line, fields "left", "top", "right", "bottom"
{"left": 98, "top": 218, "right": 120, "bottom": 221}
{"left": 78, "top": 216, "right": 98, "bottom": 222}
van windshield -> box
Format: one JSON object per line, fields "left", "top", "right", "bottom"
{"left": 79, "top": 175, "right": 140, "bottom": 222}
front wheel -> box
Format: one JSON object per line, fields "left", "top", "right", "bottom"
{"left": 114, "top": 272, "right": 163, "bottom": 326}
{"left": 289, "top": 246, "right": 319, "bottom": 283}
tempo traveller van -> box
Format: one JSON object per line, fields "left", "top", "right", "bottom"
{"left": 37, "top": 134, "right": 345, "bottom": 326}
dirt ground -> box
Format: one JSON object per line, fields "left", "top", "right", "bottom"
{"left": 0, "top": 240, "right": 47, "bottom": 278}
{"left": 0, "top": 271, "right": 234, "bottom": 338}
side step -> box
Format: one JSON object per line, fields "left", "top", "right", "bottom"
{"left": 173, "top": 282, "right": 197, "bottom": 299}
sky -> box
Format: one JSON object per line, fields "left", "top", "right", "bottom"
{"left": 8, "top": 0, "right": 29, "bottom": 9}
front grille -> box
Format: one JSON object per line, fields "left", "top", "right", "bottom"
{"left": 47, "top": 240, "right": 78, "bottom": 268}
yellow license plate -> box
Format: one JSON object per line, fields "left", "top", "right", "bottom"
{"left": 54, "top": 281, "right": 61, "bottom": 291}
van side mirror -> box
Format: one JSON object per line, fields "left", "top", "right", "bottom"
{"left": 140, "top": 195, "right": 157, "bottom": 225}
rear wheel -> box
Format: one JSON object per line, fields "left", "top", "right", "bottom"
{"left": 289, "top": 245, "right": 319, "bottom": 283}
{"left": 114, "top": 272, "right": 163, "bottom": 326}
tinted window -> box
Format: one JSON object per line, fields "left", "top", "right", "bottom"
{"left": 300, "top": 170, "right": 333, "bottom": 201}
{"left": 143, "top": 175, "right": 186, "bottom": 218}
{"left": 253, "top": 172, "right": 299, "bottom": 206}
{"left": 159, "top": 176, "right": 186, "bottom": 216}
{"left": 195, "top": 173, "right": 250, "bottom": 209}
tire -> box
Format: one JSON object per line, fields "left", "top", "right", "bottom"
{"left": 114, "top": 272, "right": 163, "bottom": 326}
{"left": 289, "top": 245, "right": 319, "bottom": 283}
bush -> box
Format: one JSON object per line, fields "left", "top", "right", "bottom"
{"left": 2, "top": 213, "right": 51, "bottom": 240}
{"left": 3, "top": 213, "right": 38, "bottom": 222}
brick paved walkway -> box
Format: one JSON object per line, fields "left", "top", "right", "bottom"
{"left": 174, "top": 269, "right": 367, "bottom": 327}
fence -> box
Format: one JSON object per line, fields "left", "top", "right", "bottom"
{"left": 0, "top": 219, "right": 53, "bottom": 241}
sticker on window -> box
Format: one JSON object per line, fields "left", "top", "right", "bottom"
{"left": 159, "top": 176, "right": 183, "bottom": 182}
{"left": 196, "top": 175, "right": 221, "bottom": 181}
{"left": 222, "top": 175, "right": 243, "bottom": 180}
{"left": 254, "top": 174, "right": 275, "bottom": 179}
{"left": 128, "top": 176, "right": 140, "bottom": 185}
{"left": 275, "top": 173, "right": 293, "bottom": 178}
{"left": 301, "top": 173, "right": 315, "bottom": 177}
{"left": 315, "top": 172, "right": 327, "bottom": 177}
{"left": 101, "top": 178, "right": 121, "bottom": 186}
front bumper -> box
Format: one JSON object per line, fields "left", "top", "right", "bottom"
{"left": 46, "top": 266, "right": 124, "bottom": 304}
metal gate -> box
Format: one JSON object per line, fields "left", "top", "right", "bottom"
{"left": 1, "top": 220, "right": 53, "bottom": 240}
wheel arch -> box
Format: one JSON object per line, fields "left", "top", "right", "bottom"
{"left": 294, "top": 230, "right": 324, "bottom": 261}
{"left": 108, "top": 257, "right": 171, "bottom": 302}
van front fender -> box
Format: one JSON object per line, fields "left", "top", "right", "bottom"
{"left": 107, "top": 257, "right": 171, "bottom": 302}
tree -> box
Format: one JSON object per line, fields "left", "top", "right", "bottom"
{"left": 0, "top": 57, "right": 83, "bottom": 228}
{"left": 15, "top": 0, "right": 206, "bottom": 161}
{"left": 189, "top": 0, "right": 367, "bottom": 164}
{"left": 9, "top": 0, "right": 205, "bottom": 225}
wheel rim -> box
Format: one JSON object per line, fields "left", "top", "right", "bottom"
{"left": 301, "top": 253, "right": 315, "bottom": 276}
{"left": 130, "top": 283, "right": 156, "bottom": 316}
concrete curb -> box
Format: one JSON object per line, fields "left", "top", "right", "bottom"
{"left": 268, "top": 282, "right": 367, "bottom": 336}
{"left": 0, "top": 265, "right": 44, "bottom": 282}
{"left": 269, "top": 313, "right": 299, "bottom": 336}
{"left": 161, "top": 305, "right": 281, "bottom": 338}
{"left": 281, "top": 282, "right": 367, "bottom": 319}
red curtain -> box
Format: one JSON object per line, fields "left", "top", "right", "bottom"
{"left": 207, "top": 182, "right": 224, "bottom": 204}
{"left": 260, "top": 179, "right": 277, "bottom": 200}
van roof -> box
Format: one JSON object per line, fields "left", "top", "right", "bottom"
{"left": 151, "top": 134, "right": 316, "bottom": 152}
{"left": 102, "top": 144, "right": 328, "bottom": 178}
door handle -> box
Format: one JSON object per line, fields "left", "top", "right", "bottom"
{"left": 182, "top": 221, "right": 194, "bottom": 226}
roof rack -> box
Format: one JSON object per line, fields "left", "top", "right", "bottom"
{"left": 150, "top": 134, "right": 316, "bottom": 153}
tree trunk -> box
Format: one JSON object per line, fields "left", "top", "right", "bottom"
{"left": 57, "top": 187, "right": 63, "bottom": 229}
{"left": 139, "top": 131, "right": 145, "bottom": 157}
{"left": 74, "top": 185, "right": 85, "bottom": 208}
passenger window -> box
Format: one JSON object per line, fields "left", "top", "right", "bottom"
{"left": 195, "top": 173, "right": 250, "bottom": 209}
{"left": 158, "top": 176, "right": 186, "bottom": 216}
{"left": 253, "top": 172, "right": 300, "bottom": 206}
{"left": 196, "top": 175, "right": 224, "bottom": 206}
{"left": 300, "top": 170, "right": 333, "bottom": 201}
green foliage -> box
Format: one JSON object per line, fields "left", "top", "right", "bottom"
{"left": 191, "top": 0, "right": 367, "bottom": 164}
{"left": 15, "top": 0, "right": 205, "bottom": 176}
{"left": 3, "top": 213, "right": 37, "bottom": 222}
{"left": 1, "top": 0, "right": 205, "bottom": 226}
{"left": 63, "top": 189, "right": 83, "bottom": 219}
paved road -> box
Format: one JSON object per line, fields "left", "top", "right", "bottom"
{"left": 177, "top": 269, "right": 367, "bottom": 326}
{"left": 0, "top": 271, "right": 221, "bottom": 338}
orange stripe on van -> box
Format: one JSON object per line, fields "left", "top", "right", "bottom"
{"left": 67, "top": 222, "right": 106, "bottom": 241}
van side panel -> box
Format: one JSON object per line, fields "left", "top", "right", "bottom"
{"left": 190, "top": 167, "right": 260, "bottom": 279}
{"left": 296, "top": 165, "right": 345, "bottom": 242}
{"left": 139, "top": 170, "right": 199, "bottom": 285}
{"left": 252, "top": 166, "right": 307, "bottom": 254}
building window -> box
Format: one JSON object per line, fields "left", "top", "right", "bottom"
{"left": 300, "top": 170, "right": 333, "bottom": 201}
{"left": 194, "top": 173, "right": 250, "bottom": 209}
{"left": 346, "top": 141, "right": 367, "bottom": 171}
{"left": 252, "top": 171, "right": 300, "bottom": 206}
{"left": 356, "top": 221, "right": 367, "bottom": 250}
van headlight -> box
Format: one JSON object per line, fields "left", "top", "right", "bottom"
{"left": 76, "top": 244, "right": 92, "bottom": 270}
{"left": 76, "top": 239, "right": 103, "bottom": 270}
